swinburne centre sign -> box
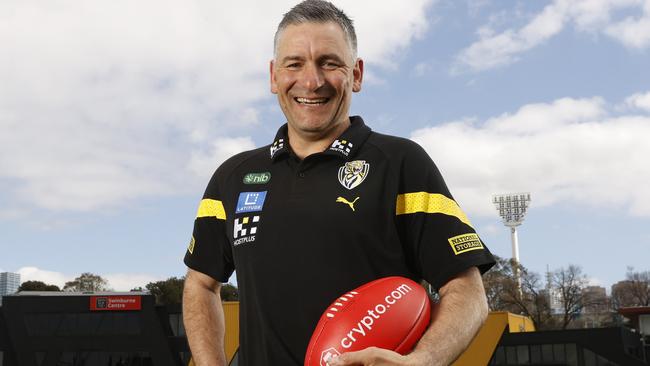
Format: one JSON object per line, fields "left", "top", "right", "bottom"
{"left": 90, "top": 295, "right": 142, "bottom": 311}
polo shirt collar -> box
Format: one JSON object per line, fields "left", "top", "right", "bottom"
{"left": 269, "top": 116, "right": 372, "bottom": 161}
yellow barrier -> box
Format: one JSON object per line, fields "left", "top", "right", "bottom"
{"left": 223, "top": 301, "right": 240, "bottom": 363}
{"left": 187, "top": 301, "right": 240, "bottom": 366}
{"left": 452, "top": 312, "right": 535, "bottom": 366}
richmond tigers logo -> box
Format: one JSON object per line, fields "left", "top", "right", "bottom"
{"left": 338, "top": 160, "right": 370, "bottom": 190}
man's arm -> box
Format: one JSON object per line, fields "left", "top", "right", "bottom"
{"left": 329, "top": 266, "right": 488, "bottom": 366}
{"left": 183, "top": 268, "right": 227, "bottom": 366}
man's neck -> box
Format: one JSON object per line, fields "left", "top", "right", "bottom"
{"left": 287, "top": 118, "right": 351, "bottom": 160}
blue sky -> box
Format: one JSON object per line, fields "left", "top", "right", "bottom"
{"left": 1, "top": 0, "right": 649, "bottom": 291}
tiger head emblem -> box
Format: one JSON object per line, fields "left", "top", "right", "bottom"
{"left": 338, "top": 160, "right": 370, "bottom": 190}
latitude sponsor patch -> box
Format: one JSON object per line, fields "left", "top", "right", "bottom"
{"left": 243, "top": 172, "right": 271, "bottom": 184}
{"left": 235, "top": 191, "right": 267, "bottom": 214}
{"left": 448, "top": 233, "right": 484, "bottom": 255}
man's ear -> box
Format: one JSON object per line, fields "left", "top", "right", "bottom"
{"left": 270, "top": 60, "right": 278, "bottom": 94}
{"left": 352, "top": 58, "right": 364, "bottom": 93}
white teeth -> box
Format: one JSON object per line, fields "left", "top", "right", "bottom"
{"left": 296, "top": 97, "right": 328, "bottom": 104}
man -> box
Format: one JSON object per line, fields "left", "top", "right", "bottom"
{"left": 183, "top": 1, "right": 495, "bottom": 365}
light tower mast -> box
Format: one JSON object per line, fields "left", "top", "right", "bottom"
{"left": 493, "top": 192, "right": 531, "bottom": 295}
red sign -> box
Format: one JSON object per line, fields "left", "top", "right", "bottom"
{"left": 90, "top": 296, "right": 142, "bottom": 311}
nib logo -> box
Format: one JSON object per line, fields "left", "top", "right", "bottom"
{"left": 320, "top": 348, "right": 340, "bottom": 366}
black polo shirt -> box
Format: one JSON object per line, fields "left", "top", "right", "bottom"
{"left": 184, "top": 116, "right": 495, "bottom": 365}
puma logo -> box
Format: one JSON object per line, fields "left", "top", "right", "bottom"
{"left": 336, "top": 196, "right": 359, "bottom": 211}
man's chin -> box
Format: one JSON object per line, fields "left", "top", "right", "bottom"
{"left": 290, "top": 118, "right": 334, "bottom": 133}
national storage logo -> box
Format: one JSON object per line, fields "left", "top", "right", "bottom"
{"left": 448, "top": 233, "right": 484, "bottom": 255}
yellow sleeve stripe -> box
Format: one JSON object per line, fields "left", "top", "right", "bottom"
{"left": 396, "top": 192, "right": 473, "bottom": 228}
{"left": 196, "top": 199, "right": 226, "bottom": 220}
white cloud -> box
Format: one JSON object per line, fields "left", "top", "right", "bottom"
{"left": 410, "top": 93, "right": 650, "bottom": 218}
{"left": 586, "top": 277, "right": 604, "bottom": 287}
{"left": 605, "top": 0, "right": 650, "bottom": 48}
{"left": 188, "top": 137, "right": 256, "bottom": 180}
{"left": 17, "top": 267, "right": 70, "bottom": 288}
{"left": 0, "top": 0, "right": 434, "bottom": 213}
{"left": 454, "top": 1, "right": 569, "bottom": 72}
{"left": 16, "top": 266, "right": 166, "bottom": 291}
{"left": 480, "top": 223, "right": 501, "bottom": 235}
{"left": 625, "top": 91, "right": 650, "bottom": 111}
{"left": 455, "top": 0, "right": 650, "bottom": 72}
{"left": 104, "top": 273, "right": 166, "bottom": 292}
{"left": 340, "top": 0, "right": 434, "bottom": 69}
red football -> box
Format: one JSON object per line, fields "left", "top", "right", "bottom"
{"left": 304, "top": 276, "right": 431, "bottom": 366}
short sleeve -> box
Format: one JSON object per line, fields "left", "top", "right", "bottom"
{"left": 183, "top": 171, "right": 235, "bottom": 283}
{"left": 395, "top": 143, "right": 495, "bottom": 290}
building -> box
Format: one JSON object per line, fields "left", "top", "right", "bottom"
{"left": 490, "top": 326, "right": 648, "bottom": 365}
{"left": 545, "top": 269, "right": 564, "bottom": 315}
{"left": 619, "top": 306, "right": 650, "bottom": 357}
{"left": 578, "top": 285, "right": 612, "bottom": 329}
{"left": 582, "top": 286, "right": 608, "bottom": 311}
{"left": 0, "top": 272, "right": 20, "bottom": 306}
{"left": 0, "top": 292, "right": 191, "bottom": 365}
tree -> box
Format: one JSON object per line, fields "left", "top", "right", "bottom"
{"left": 552, "top": 265, "right": 589, "bottom": 330}
{"left": 146, "top": 277, "right": 185, "bottom": 304}
{"left": 63, "top": 273, "right": 110, "bottom": 292}
{"left": 145, "top": 277, "right": 239, "bottom": 304}
{"left": 482, "top": 256, "right": 513, "bottom": 312}
{"left": 221, "top": 283, "right": 239, "bottom": 301}
{"left": 515, "top": 266, "right": 556, "bottom": 330}
{"left": 624, "top": 267, "right": 649, "bottom": 306}
{"left": 484, "top": 260, "right": 600, "bottom": 330}
{"left": 612, "top": 267, "right": 650, "bottom": 308}
{"left": 18, "top": 280, "right": 61, "bottom": 292}
{"left": 482, "top": 256, "right": 556, "bottom": 329}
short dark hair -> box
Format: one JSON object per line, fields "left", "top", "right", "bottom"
{"left": 274, "top": 0, "right": 357, "bottom": 58}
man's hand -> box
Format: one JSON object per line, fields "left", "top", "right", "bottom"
{"left": 328, "top": 347, "right": 431, "bottom": 366}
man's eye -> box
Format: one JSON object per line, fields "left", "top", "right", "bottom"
{"left": 323, "top": 62, "right": 339, "bottom": 69}
{"left": 286, "top": 63, "right": 301, "bottom": 69}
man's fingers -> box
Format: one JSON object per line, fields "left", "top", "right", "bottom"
{"left": 328, "top": 348, "right": 372, "bottom": 366}
{"left": 328, "top": 347, "right": 406, "bottom": 366}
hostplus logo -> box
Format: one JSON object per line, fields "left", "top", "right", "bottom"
{"left": 270, "top": 139, "right": 284, "bottom": 158}
{"left": 233, "top": 215, "right": 260, "bottom": 246}
{"left": 330, "top": 139, "right": 353, "bottom": 156}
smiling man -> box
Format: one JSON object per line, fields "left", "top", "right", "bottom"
{"left": 271, "top": 19, "right": 362, "bottom": 158}
{"left": 182, "top": 1, "right": 495, "bottom": 365}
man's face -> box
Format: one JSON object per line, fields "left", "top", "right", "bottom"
{"left": 271, "top": 22, "right": 363, "bottom": 138}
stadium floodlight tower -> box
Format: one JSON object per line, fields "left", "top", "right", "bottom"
{"left": 493, "top": 192, "right": 531, "bottom": 295}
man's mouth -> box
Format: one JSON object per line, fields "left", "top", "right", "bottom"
{"left": 294, "top": 97, "right": 330, "bottom": 105}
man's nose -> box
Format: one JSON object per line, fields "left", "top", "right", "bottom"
{"left": 300, "top": 63, "right": 325, "bottom": 91}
